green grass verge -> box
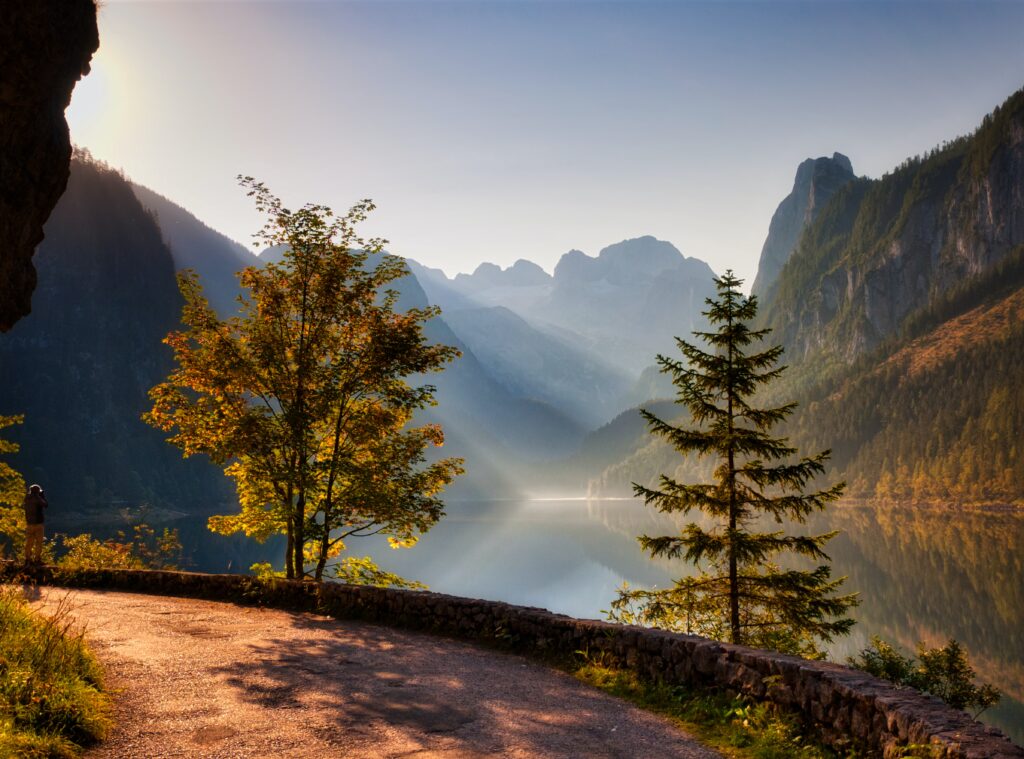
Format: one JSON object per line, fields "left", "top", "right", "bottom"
{"left": 573, "top": 662, "right": 850, "bottom": 758}
{"left": 0, "top": 587, "right": 113, "bottom": 757}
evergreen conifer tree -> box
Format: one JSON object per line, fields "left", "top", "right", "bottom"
{"left": 612, "top": 272, "right": 856, "bottom": 656}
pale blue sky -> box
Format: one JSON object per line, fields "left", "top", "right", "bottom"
{"left": 69, "top": 1, "right": 1024, "bottom": 283}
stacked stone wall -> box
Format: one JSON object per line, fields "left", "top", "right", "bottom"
{"left": 2, "top": 561, "right": 1019, "bottom": 758}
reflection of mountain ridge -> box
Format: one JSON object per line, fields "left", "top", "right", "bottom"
{"left": 579, "top": 499, "right": 1024, "bottom": 740}
{"left": 821, "top": 505, "right": 1024, "bottom": 742}
{"left": 825, "top": 507, "right": 1023, "bottom": 673}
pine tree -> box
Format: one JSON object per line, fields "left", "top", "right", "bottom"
{"left": 611, "top": 272, "right": 856, "bottom": 656}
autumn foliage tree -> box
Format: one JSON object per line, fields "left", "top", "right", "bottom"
{"left": 611, "top": 272, "right": 856, "bottom": 655}
{"left": 0, "top": 415, "right": 27, "bottom": 558}
{"left": 146, "top": 179, "right": 463, "bottom": 581}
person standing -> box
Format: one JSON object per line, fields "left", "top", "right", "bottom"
{"left": 23, "top": 484, "right": 47, "bottom": 564}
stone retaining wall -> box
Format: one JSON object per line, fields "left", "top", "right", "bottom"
{"left": 3, "top": 561, "right": 1020, "bottom": 758}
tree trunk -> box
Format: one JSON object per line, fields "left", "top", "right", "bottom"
{"left": 728, "top": 497, "right": 740, "bottom": 644}
{"left": 284, "top": 484, "right": 295, "bottom": 580}
{"left": 727, "top": 309, "right": 740, "bottom": 645}
{"left": 292, "top": 491, "right": 305, "bottom": 579}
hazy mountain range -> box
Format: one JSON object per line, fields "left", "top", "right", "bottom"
{"left": 2, "top": 85, "right": 1022, "bottom": 513}
{"left": 410, "top": 237, "right": 716, "bottom": 376}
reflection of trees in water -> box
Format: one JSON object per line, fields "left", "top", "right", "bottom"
{"left": 586, "top": 500, "right": 1023, "bottom": 693}
{"left": 72, "top": 499, "right": 1023, "bottom": 741}
{"left": 587, "top": 499, "right": 1024, "bottom": 741}
{"left": 583, "top": 499, "right": 695, "bottom": 577}
{"left": 821, "top": 505, "right": 1023, "bottom": 703}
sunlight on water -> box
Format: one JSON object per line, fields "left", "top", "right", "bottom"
{"left": 65, "top": 499, "right": 1023, "bottom": 744}
{"left": 351, "top": 499, "right": 1024, "bottom": 744}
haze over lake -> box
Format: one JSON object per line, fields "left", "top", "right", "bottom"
{"left": 60, "top": 499, "right": 1023, "bottom": 744}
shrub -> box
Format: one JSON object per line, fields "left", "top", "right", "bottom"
{"left": 55, "top": 524, "right": 182, "bottom": 571}
{"left": 849, "top": 637, "right": 1000, "bottom": 716}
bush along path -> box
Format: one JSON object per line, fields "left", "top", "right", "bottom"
{"left": 28, "top": 586, "right": 721, "bottom": 759}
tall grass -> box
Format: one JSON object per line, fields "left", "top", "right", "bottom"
{"left": 573, "top": 660, "right": 847, "bottom": 758}
{"left": 0, "top": 588, "right": 112, "bottom": 757}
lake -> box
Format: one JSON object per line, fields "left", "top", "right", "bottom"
{"left": 59, "top": 498, "right": 1024, "bottom": 745}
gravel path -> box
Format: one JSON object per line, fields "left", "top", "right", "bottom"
{"left": 30, "top": 587, "right": 721, "bottom": 758}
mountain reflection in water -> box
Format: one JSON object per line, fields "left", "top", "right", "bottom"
{"left": 64, "top": 499, "right": 1023, "bottom": 745}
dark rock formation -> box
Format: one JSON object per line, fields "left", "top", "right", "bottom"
{"left": 0, "top": 0, "right": 99, "bottom": 331}
{"left": 750, "top": 152, "right": 855, "bottom": 299}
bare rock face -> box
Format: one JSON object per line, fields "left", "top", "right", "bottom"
{"left": 751, "top": 152, "right": 855, "bottom": 299}
{"left": 0, "top": 0, "right": 98, "bottom": 331}
{"left": 765, "top": 88, "right": 1024, "bottom": 363}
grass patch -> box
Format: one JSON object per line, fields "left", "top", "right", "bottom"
{"left": 0, "top": 587, "right": 113, "bottom": 757}
{"left": 573, "top": 662, "right": 846, "bottom": 758}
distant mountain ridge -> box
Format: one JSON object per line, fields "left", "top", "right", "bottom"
{"left": 257, "top": 241, "right": 591, "bottom": 491}
{"left": 131, "top": 183, "right": 255, "bottom": 317}
{"left": 411, "top": 235, "right": 717, "bottom": 375}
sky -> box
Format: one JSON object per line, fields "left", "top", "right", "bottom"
{"left": 68, "top": 1, "right": 1024, "bottom": 284}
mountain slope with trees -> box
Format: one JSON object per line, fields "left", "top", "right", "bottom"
{"left": 131, "top": 182, "right": 254, "bottom": 316}
{"left": 584, "top": 86, "right": 1024, "bottom": 504}
{"left": 763, "top": 86, "right": 1024, "bottom": 369}
{"left": 0, "top": 154, "right": 231, "bottom": 516}
{"left": 763, "top": 86, "right": 1024, "bottom": 502}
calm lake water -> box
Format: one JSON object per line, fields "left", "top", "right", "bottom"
{"left": 61, "top": 499, "right": 1024, "bottom": 745}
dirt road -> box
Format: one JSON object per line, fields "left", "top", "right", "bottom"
{"left": 30, "top": 587, "right": 720, "bottom": 758}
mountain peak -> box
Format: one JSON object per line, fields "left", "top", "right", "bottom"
{"left": 831, "top": 152, "right": 853, "bottom": 174}
{"left": 751, "top": 152, "right": 856, "bottom": 298}
{"left": 506, "top": 258, "right": 552, "bottom": 285}
{"left": 453, "top": 259, "right": 552, "bottom": 288}
{"left": 596, "top": 236, "right": 685, "bottom": 275}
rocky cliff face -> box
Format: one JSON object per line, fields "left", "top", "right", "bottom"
{"left": 763, "top": 88, "right": 1024, "bottom": 364}
{"left": 750, "top": 152, "right": 854, "bottom": 299}
{"left": 0, "top": 0, "right": 99, "bottom": 331}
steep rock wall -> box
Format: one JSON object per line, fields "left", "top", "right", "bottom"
{"left": 764, "top": 89, "right": 1024, "bottom": 363}
{"left": 0, "top": 0, "right": 99, "bottom": 331}
{"left": 751, "top": 153, "right": 855, "bottom": 299}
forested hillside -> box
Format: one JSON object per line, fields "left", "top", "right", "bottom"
{"left": 763, "top": 86, "right": 1024, "bottom": 370}
{"left": 786, "top": 246, "right": 1024, "bottom": 502}
{"left": 0, "top": 155, "right": 231, "bottom": 516}
{"left": 766, "top": 87, "right": 1024, "bottom": 502}
{"left": 584, "top": 87, "right": 1024, "bottom": 504}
